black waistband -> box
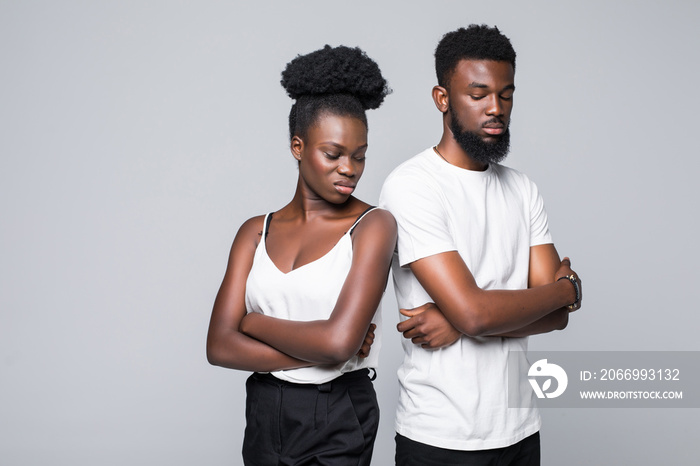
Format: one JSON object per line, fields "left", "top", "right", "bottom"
{"left": 252, "top": 368, "right": 374, "bottom": 389}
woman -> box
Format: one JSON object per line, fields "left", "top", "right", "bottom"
{"left": 207, "top": 45, "right": 395, "bottom": 465}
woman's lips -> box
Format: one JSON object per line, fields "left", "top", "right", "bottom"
{"left": 334, "top": 183, "right": 355, "bottom": 195}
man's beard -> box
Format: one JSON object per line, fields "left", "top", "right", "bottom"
{"left": 449, "top": 104, "right": 510, "bottom": 166}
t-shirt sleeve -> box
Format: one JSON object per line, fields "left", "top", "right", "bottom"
{"left": 528, "top": 179, "right": 553, "bottom": 246}
{"left": 379, "top": 170, "right": 457, "bottom": 267}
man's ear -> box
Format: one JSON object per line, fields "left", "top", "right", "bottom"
{"left": 432, "top": 85, "right": 449, "bottom": 113}
{"left": 290, "top": 135, "right": 303, "bottom": 161}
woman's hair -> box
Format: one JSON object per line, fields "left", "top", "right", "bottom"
{"left": 281, "top": 45, "right": 390, "bottom": 140}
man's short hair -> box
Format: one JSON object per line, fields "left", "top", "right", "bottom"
{"left": 435, "top": 24, "right": 516, "bottom": 88}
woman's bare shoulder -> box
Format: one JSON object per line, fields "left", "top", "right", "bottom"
{"left": 231, "top": 214, "right": 267, "bottom": 249}
{"left": 352, "top": 207, "right": 397, "bottom": 239}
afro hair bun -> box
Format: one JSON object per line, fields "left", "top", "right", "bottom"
{"left": 281, "top": 45, "right": 390, "bottom": 110}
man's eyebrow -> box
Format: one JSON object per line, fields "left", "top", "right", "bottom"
{"left": 468, "top": 82, "right": 516, "bottom": 92}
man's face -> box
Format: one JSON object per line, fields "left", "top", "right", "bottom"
{"left": 446, "top": 59, "right": 515, "bottom": 165}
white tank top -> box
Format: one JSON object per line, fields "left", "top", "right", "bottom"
{"left": 244, "top": 207, "right": 382, "bottom": 384}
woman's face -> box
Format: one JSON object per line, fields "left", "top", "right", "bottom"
{"left": 293, "top": 113, "right": 368, "bottom": 204}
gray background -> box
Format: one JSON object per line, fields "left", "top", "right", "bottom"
{"left": 1, "top": 1, "right": 698, "bottom": 464}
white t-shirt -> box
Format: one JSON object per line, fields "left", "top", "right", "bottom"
{"left": 379, "top": 148, "right": 552, "bottom": 450}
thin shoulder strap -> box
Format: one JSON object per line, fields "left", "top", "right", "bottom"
{"left": 348, "top": 206, "right": 377, "bottom": 235}
{"left": 263, "top": 212, "right": 273, "bottom": 238}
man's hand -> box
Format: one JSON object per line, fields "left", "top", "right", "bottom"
{"left": 397, "top": 303, "right": 461, "bottom": 349}
{"left": 554, "top": 257, "right": 583, "bottom": 312}
{"left": 356, "top": 324, "right": 377, "bottom": 358}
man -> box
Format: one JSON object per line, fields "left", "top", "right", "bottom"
{"left": 379, "top": 25, "right": 582, "bottom": 465}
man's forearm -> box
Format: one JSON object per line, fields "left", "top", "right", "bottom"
{"left": 487, "top": 308, "right": 569, "bottom": 338}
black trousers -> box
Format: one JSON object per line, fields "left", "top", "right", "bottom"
{"left": 242, "top": 370, "right": 379, "bottom": 466}
{"left": 395, "top": 431, "right": 540, "bottom": 466}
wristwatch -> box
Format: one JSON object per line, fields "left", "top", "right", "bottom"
{"left": 557, "top": 274, "right": 580, "bottom": 310}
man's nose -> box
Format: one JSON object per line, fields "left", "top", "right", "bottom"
{"left": 485, "top": 95, "right": 504, "bottom": 116}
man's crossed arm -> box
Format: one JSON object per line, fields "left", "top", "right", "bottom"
{"left": 397, "top": 244, "right": 582, "bottom": 348}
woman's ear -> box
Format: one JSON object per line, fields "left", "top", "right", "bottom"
{"left": 432, "top": 85, "right": 449, "bottom": 113}
{"left": 290, "top": 135, "right": 303, "bottom": 161}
